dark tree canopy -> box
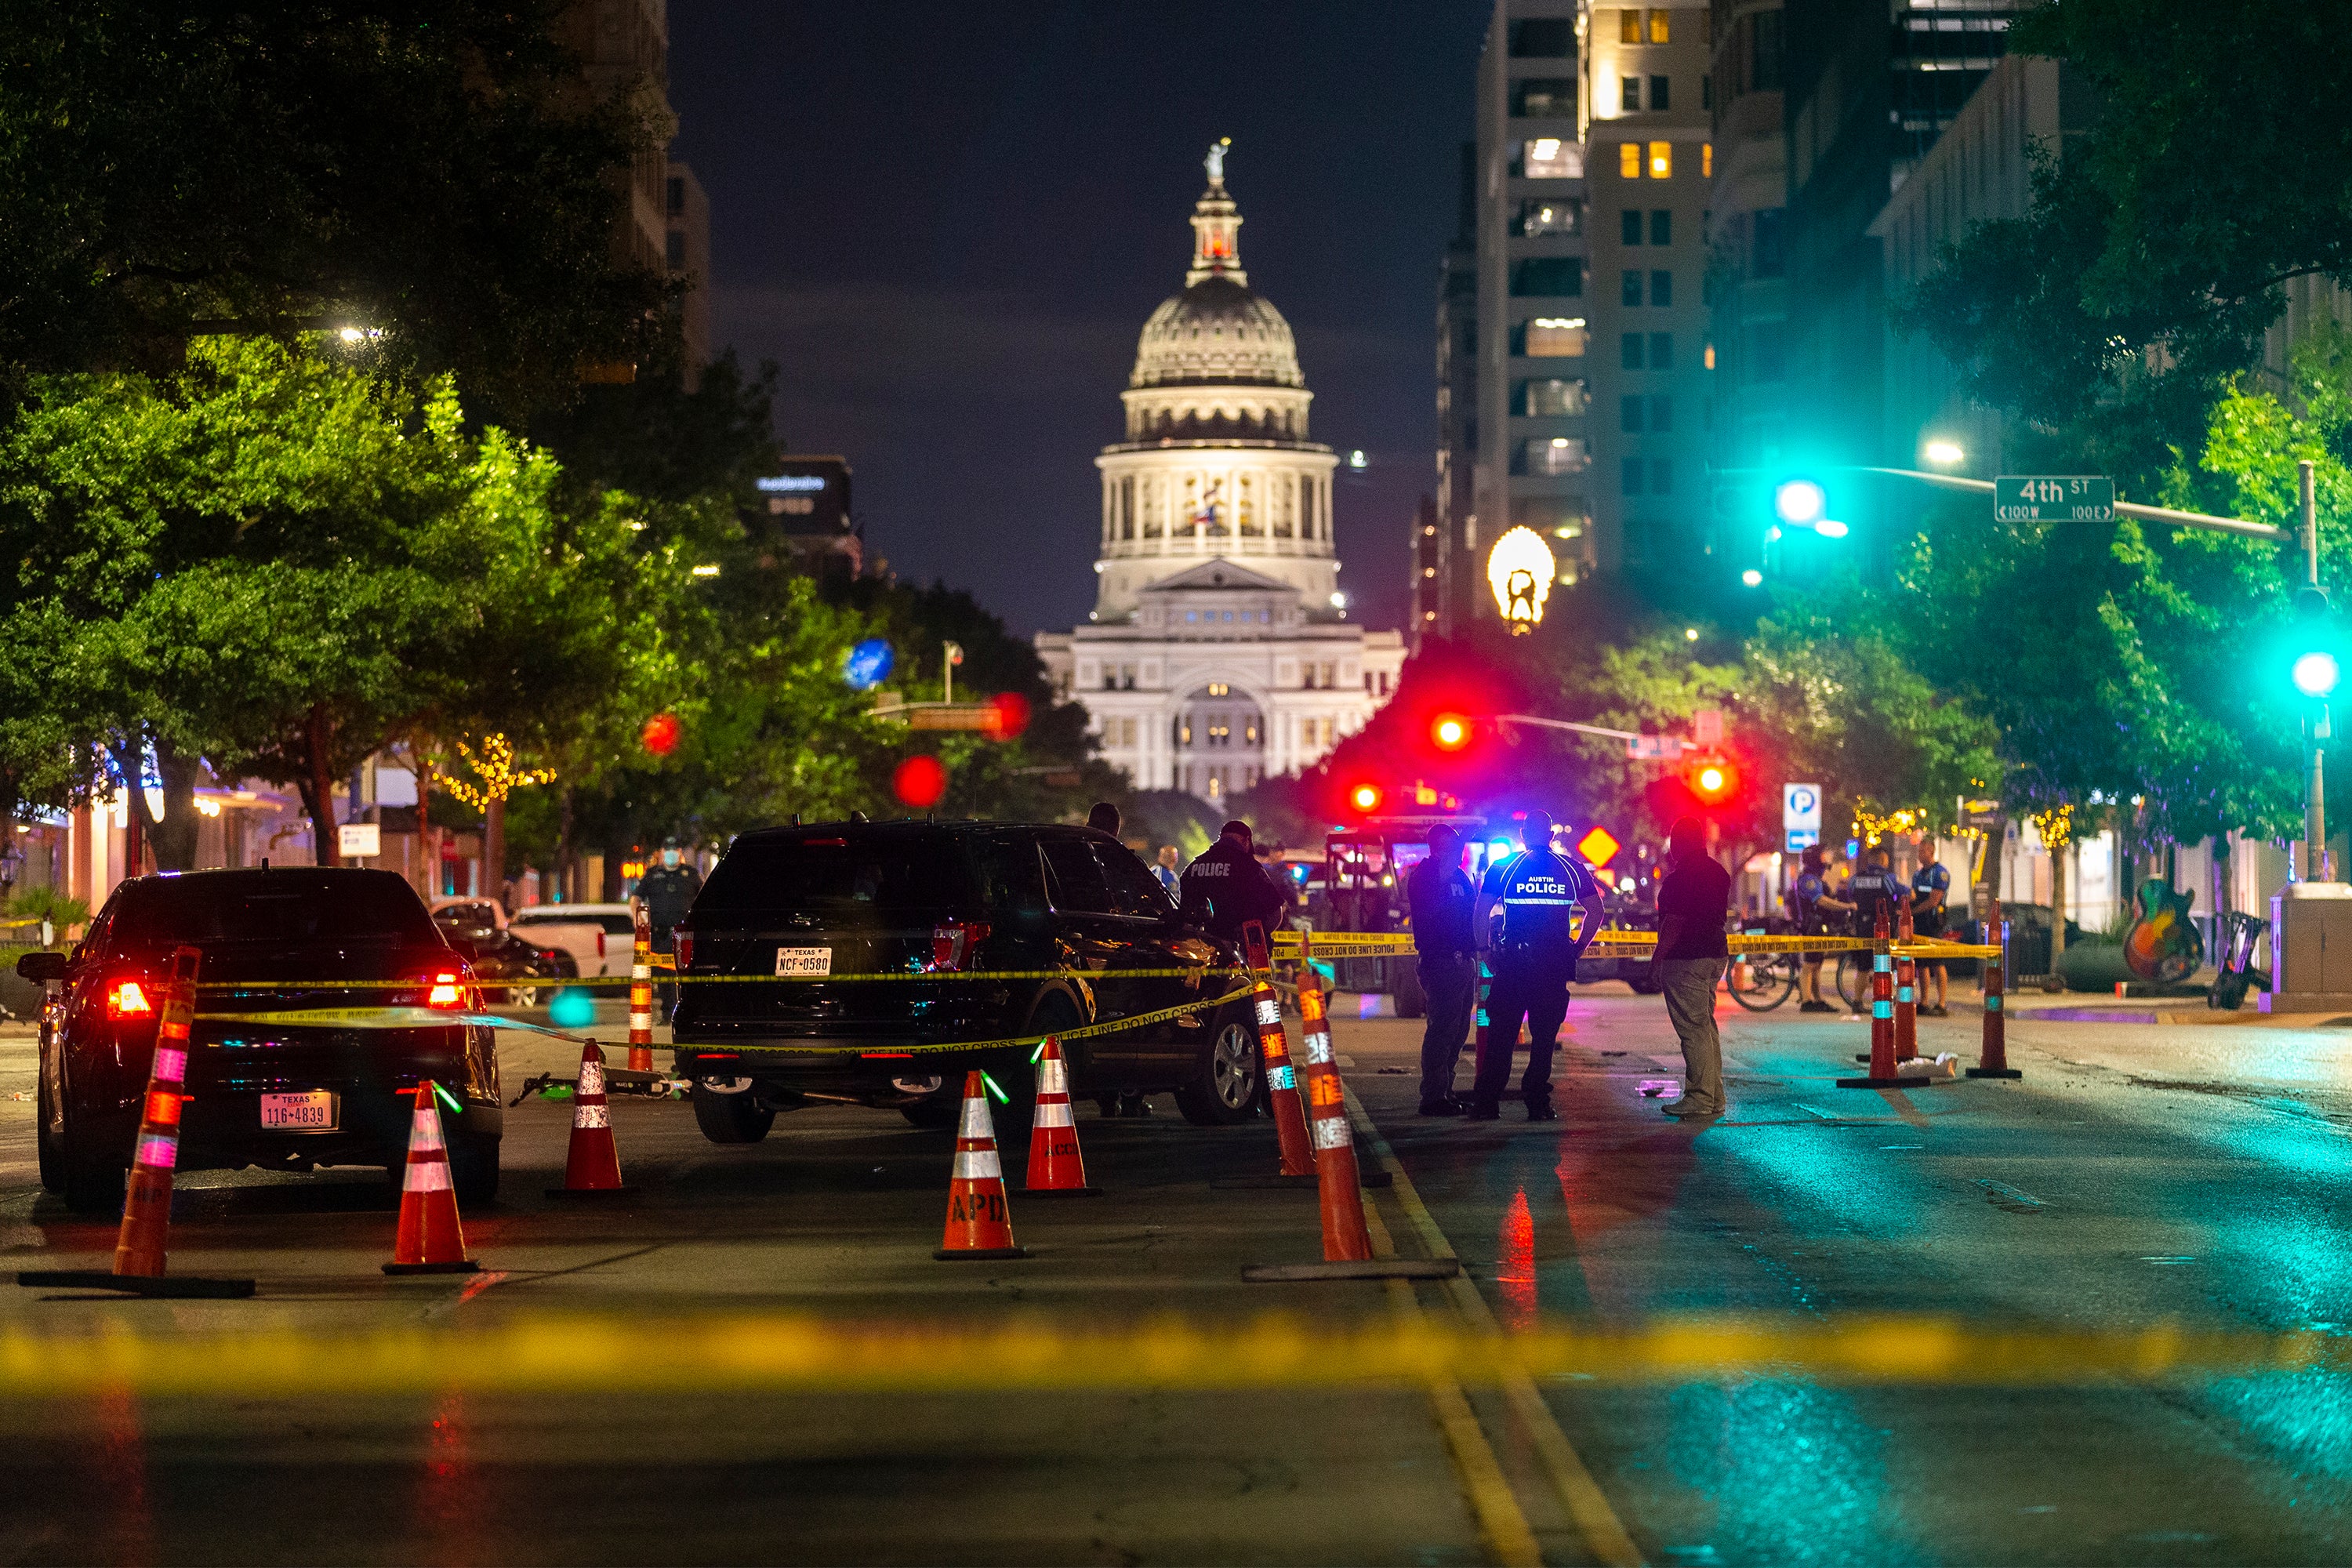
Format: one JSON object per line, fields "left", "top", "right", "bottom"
{"left": 0, "top": 1, "right": 670, "bottom": 419}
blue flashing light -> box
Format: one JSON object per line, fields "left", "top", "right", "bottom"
{"left": 844, "top": 637, "right": 896, "bottom": 691}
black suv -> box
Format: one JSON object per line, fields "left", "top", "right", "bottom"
{"left": 21, "top": 867, "right": 501, "bottom": 1213}
{"left": 670, "top": 821, "right": 1263, "bottom": 1141}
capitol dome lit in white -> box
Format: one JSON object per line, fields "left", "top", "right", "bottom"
{"left": 1036, "top": 143, "right": 1402, "bottom": 805}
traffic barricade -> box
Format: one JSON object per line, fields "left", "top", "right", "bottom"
{"left": 1969, "top": 902, "right": 2022, "bottom": 1080}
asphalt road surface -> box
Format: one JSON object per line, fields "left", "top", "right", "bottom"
{"left": 4, "top": 988, "right": 2350, "bottom": 1565}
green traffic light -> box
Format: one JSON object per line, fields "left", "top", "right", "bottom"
{"left": 2292, "top": 650, "right": 2340, "bottom": 698}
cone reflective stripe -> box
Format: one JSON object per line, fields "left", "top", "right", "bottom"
{"left": 384, "top": 1080, "right": 478, "bottom": 1274}
{"left": 550, "top": 1041, "right": 630, "bottom": 1196}
{"left": 1297, "top": 975, "right": 1373, "bottom": 1263}
{"left": 1969, "top": 904, "right": 2023, "bottom": 1080}
{"left": 113, "top": 946, "right": 202, "bottom": 1279}
{"left": 628, "top": 905, "right": 655, "bottom": 1073}
{"left": 1869, "top": 905, "right": 1898, "bottom": 1077}
{"left": 1255, "top": 980, "right": 1315, "bottom": 1178}
{"left": 1893, "top": 898, "right": 1919, "bottom": 1062}
{"left": 1024, "top": 1037, "right": 1098, "bottom": 1194}
{"left": 937, "top": 1070, "right": 1026, "bottom": 1259}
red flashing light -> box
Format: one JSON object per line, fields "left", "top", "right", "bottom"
{"left": 641, "top": 711, "right": 681, "bottom": 756}
{"left": 894, "top": 753, "right": 949, "bottom": 808}
{"left": 106, "top": 979, "right": 154, "bottom": 1020}
{"left": 982, "top": 691, "right": 1032, "bottom": 741}
{"left": 1686, "top": 754, "right": 1740, "bottom": 807}
{"left": 1430, "top": 713, "right": 1472, "bottom": 753}
{"left": 1349, "top": 782, "right": 1384, "bottom": 814}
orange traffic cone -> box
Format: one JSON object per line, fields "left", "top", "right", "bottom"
{"left": 16, "top": 946, "right": 253, "bottom": 1298}
{"left": 628, "top": 906, "right": 655, "bottom": 1073}
{"left": 1024, "top": 1038, "right": 1099, "bottom": 1195}
{"left": 935, "top": 1070, "right": 1028, "bottom": 1261}
{"left": 384, "top": 1081, "right": 480, "bottom": 1275}
{"left": 546, "top": 1041, "right": 633, "bottom": 1198}
{"left": 1298, "top": 974, "right": 1374, "bottom": 1262}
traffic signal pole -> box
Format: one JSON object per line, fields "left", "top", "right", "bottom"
{"left": 2303, "top": 459, "right": 2328, "bottom": 880}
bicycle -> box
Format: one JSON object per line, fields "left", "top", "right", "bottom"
{"left": 1726, "top": 938, "right": 1802, "bottom": 1011}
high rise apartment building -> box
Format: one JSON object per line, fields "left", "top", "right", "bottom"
{"left": 666, "top": 161, "right": 711, "bottom": 376}
{"left": 1436, "top": 4, "right": 1718, "bottom": 628}
{"left": 1706, "top": 1, "right": 1788, "bottom": 523}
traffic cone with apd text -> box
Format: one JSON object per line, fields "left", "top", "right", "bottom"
{"left": 936, "top": 1071, "right": 1028, "bottom": 1260}
{"left": 16, "top": 946, "right": 253, "bottom": 1298}
{"left": 384, "top": 1082, "right": 479, "bottom": 1275}
{"left": 547, "top": 1040, "right": 633, "bottom": 1198}
{"left": 1025, "top": 1038, "right": 1099, "bottom": 1195}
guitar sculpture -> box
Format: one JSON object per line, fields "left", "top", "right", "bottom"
{"left": 2122, "top": 877, "right": 2205, "bottom": 983}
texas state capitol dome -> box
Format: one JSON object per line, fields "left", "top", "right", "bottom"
{"left": 1035, "top": 144, "right": 1403, "bottom": 806}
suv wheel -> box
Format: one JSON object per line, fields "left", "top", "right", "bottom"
{"left": 1174, "top": 1014, "right": 1261, "bottom": 1126}
{"left": 694, "top": 1083, "right": 775, "bottom": 1144}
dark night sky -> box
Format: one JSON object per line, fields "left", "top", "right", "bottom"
{"left": 668, "top": 2, "right": 1490, "bottom": 638}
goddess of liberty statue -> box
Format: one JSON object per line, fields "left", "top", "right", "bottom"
{"left": 1205, "top": 137, "right": 1229, "bottom": 183}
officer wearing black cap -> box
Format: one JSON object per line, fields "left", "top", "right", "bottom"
{"left": 1469, "top": 810, "right": 1605, "bottom": 1121}
{"left": 1179, "top": 819, "right": 1289, "bottom": 945}
{"left": 635, "top": 838, "right": 702, "bottom": 1009}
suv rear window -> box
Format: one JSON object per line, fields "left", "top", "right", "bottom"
{"left": 695, "top": 833, "right": 980, "bottom": 922}
{"left": 111, "top": 871, "right": 440, "bottom": 947}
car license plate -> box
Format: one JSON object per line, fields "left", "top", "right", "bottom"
{"left": 260, "top": 1091, "right": 337, "bottom": 1131}
{"left": 775, "top": 946, "right": 832, "bottom": 977}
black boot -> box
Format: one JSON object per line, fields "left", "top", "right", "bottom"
{"left": 1465, "top": 1101, "right": 1501, "bottom": 1122}
{"left": 1524, "top": 1094, "right": 1558, "bottom": 1122}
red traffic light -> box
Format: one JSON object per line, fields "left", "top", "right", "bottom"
{"left": 1348, "top": 782, "right": 1385, "bottom": 815}
{"left": 1429, "top": 713, "right": 1472, "bottom": 753}
{"left": 1685, "top": 754, "right": 1738, "bottom": 807}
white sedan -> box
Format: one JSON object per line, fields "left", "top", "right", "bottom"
{"left": 507, "top": 902, "right": 640, "bottom": 978}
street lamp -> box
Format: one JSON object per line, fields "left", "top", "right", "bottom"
{"left": 1924, "top": 440, "right": 1965, "bottom": 465}
{"left": 1740, "top": 568, "right": 1764, "bottom": 587}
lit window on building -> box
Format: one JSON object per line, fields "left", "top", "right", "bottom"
{"left": 1702, "top": 142, "right": 1714, "bottom": 177}
{"left": 1620, "top": 142, "right": 1642, "bottom": 179}
{"left": 1525, "top": 318, "right": 1588, "bottom": 358}
{"left": 1521, "top": 378, "right": 1588, "bottom": 416}
{"left": 1649, "top": 9, "right": 1670, "bottom": 43}
{"left": 1526, "top": 437, "right": 1590, "bottom": 476}
{"left": 1523, "top": 138, "right": 1582, "bottom": 179}
{"left": 1649, "top": 141, "right": 1673, "bottom": 178}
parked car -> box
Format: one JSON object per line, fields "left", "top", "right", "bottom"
{"left": 670, "top": 820, "right": 1261, "bottom": 1142}
{"left": 508, "top": 901, "right": 637, "bottom": 978}
{"left": 21, "top": 867, "right": 501, "bottom": 1214}
{"left": 430, "top": 898, "right": 575, "bottom": 1004}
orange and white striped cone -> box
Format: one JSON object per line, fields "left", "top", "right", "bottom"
{"left": 1024, "top": 1037, "right": 1099, "bottom": 1195}
{"left": 383, "top": 1081, "right": 479, "bottom": 1275}
{"left": 936, "top": 1070, "right": 1027, "bottom": 1260}
{"left": 1298, "top": 974, "right": 1374, "bottom": 1262}
{"left": 17, "top": 946, "right": 254, "bottom": 1298}
{"left": 546, "top": 1041, "right": 633, "bottom": 1198}
{"left": 1893, "top": 899, "right": 1919, "bottom": 1062}
{"left": 1838, "top": 906, "right": 1912, "bottom": 1089}
{"left": 1258, "top": 979, "right": 1316, "bottom": 1178}
{"left": 628, "top": 905, "right": 655, "bottom": 1073}
{"left": 1969, "top": 901, "right": 2023, "bottom": 1079}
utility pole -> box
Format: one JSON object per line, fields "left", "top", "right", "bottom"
{"left": 2304, "top": 459, "right": 2328, "bottom": 881}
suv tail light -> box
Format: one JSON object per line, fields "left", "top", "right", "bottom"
{"left": 105, "top": 979, "right": 154, "bottom": 1020}
{"left": 931, "top": 920, "right": 989, "bottom": 973}
{"left": 596, "top": 930, "right": 607, "bottom": 960}
{"left": 423, "top": 972, "right": 464, "bottom": 1009}
{"left": 675, "top": 930, "right": 695, "bottom": 970}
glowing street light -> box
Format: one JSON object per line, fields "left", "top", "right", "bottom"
{"left": 1740, "top": 568, "right": 1764, "bottom": 587}
{"left": 1816, "top": 519, "right": 1851, "bottom": 539}
{"left": 1924, "top": 440, "right": 1965, "bottom": 465}
{"left": 1486, "top": 525, "right": 1557, "bottom": 633}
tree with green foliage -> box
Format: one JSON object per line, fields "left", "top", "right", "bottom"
{"left": 0, "top": 1, "right": 669, "bottom": 419}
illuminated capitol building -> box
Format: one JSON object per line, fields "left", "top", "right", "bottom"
{"left": 1036, "top": 143, "right": 1403, "bottom": 804}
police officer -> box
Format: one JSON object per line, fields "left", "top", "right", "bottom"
{"left": 1908, "top": 833, "right": 1952, "bottom": 1015}
{"left": 1469, "top": 810, "right": 1606, "bottom": 1122}
{"left": 1788, "top": 844, "right": 1835, "bottom": 1013}
{"left": 1406, "top": 824, "right": 1477, "bottom": 1116}
{"left": 1179, "top": 819, "right": 1288, "bottom": 947}
{"left": 1818, "top": 844, "right": 1903, "bottom": 1011}
{"left": 635, "top": 839, "right": 702, "bottom": 1007}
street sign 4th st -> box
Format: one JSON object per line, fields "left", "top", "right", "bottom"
{"left": 1994, "top": 475, "right": 2115, "bottom": 523}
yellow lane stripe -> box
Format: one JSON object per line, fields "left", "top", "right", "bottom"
{"left": 0, "top": 1314, "right": 2334, "bottom": 1398}
{"left": 1346, "top": 1084, "right": 1648, "bottom": 1568}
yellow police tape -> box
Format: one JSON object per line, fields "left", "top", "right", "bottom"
{"left": 196, "top": 985, "right": 1261, "bottom": 1058}
{"left": 0, "top": 1313, "right": 2339, "bottom": 1398}
{"left": 1276, "top": 929, "right": 2001, "bottom": 960}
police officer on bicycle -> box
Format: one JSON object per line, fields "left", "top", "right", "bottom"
{"left": 1787, "top": 844, "right": 1835, "bottom": 1013}
{"left": 1468, "top": 810, "right": 1606, "bottom": 1122}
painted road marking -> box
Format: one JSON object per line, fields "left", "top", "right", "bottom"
{"left": 1977, "top": 1179, "right": 2049, "bottom": 1214}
